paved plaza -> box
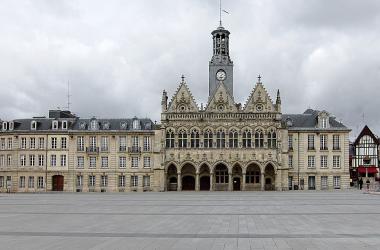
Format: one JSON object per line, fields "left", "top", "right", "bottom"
{"left": 0, "top": 191, "right": 380, "bottom": 250}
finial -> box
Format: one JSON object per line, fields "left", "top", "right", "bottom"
{"left": 257, "top": 74, "right": 262, "bottom": 83}
{"left": 181, "top": 74, "right": 185, "bottom": 83}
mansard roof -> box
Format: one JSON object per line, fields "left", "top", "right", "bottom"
{"left": 283, "top": 109, "right": 349, "bottom": 131}
{"left": 353, "top": 125, "right": 379, "bottom": 146}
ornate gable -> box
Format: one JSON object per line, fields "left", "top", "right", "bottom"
{"left": 167, "top": 82, "right": 199, "bottom": 113}
{"left": 205, "top": 82, "right": 238, "bottom": 113}
{"left": 243, "top": 82, "right": 276, "bottom": 113}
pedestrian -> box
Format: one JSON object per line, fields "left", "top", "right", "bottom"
{"left": 359, "top": 178, "right": 363, "bottom": 190}
{"left": 366, "top": 179, "right": 370, "bottom": 190}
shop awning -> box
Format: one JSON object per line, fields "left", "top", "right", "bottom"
{"left": 358, "top": 166, "right": 378, "bottom": 174}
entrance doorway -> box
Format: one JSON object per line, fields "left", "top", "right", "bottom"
{"left": 200, "top": 176, "right": 210, "bottom": 190}
{"left": 182, "top": 176, "right": 195, "bottom": 190}
{"left": 233, "top": 177, "right": 241, "bottom": 191}
{"left": 52, "top": 175, "right": 64, "bottom": 191}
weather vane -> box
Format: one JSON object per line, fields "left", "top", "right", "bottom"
{"left": 219, "top": 0, "right": 229, "bottom": 27}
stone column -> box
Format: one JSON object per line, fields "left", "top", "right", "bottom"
{"left": 177, "top": 173, "right": 181, "bottom": 191}
{"left": 228, "top": 173, "right": 233, "bottom": 191}
{"left": 210, "top": 173, "right": 213, "bottom": 191}
{"left": 261, "top": 172, "right": 265, "bottom": 191}
{"left": 195, "top": 172, "right": 200, "bottom": 191}
{"left": 242, "top": 173, "right": 246, "bottom": 191}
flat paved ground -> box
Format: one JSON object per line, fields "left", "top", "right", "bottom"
{"left": 0, "top": 191, "right": 379, "bottom": 250}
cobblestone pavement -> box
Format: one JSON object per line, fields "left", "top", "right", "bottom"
{"left": 0, "top": 191, "right": 379, "bottom": 250}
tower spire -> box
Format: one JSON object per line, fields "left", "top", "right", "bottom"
{"left": 219, "top": 0, "right": 222, "bottom": 27}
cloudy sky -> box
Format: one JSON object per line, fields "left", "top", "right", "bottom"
{"left": 1, "top": 0, "right": 380, "bottom": 138}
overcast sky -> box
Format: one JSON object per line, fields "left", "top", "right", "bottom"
{"left": 1, "top": 0, "right": 380, "bottom": 138}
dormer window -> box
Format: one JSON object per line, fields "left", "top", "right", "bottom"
{"left": 79, "top": 122, "right": 86, "bottom": 130}
{"left": 2, "top": 122, "right": 7, "bottom": 131}
{"left": 62, "top": 121, "right": 68, "bottom": 130}
{"left": 31, "top": 121, "right": 37, "bottom": 130}
{"left": 90, "top": 119, "right": 97, "bottom": 130}
{"left": 318, "top": 111, "right": 330, "bottom": 129}
{"left": 52, "top": 120, "right": 59, "bottom": 130}
{"left": 103, "top": 122, "right": 110, "bottom": 130}
{"left": 322, "top": 118, "right": 327, "bottom": 129}
{"left": 132, "top": 119, "right": 140, "bottom": 130}
{"left": 120, "top": 122, "right": 127, "bottom": 130}
{"left": 9, "top": 122, "right": 14, "bottom": 131}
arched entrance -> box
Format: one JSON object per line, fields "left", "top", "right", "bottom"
{"left": 199, "top": 164, "right": 210, "bottom": 191}
{"left": 214, "top": 163, "right": 229, "bottom": 191}
{"left": 181, "top": 163, "right": 196, "bottom": 191}
{"left": 264, "top": 164, "right": 275, "bottom": 191}
{"left": 167, "top": 164, "right": 178, "bottom": 191}
{"left": 52, "top": 175, "right": 64, "bottom": 191}
{"left": 245, "top": 163, "right": 261, "bottom": 191}
{"left": 232, "top": 164, "right": 242, "bottom": 191}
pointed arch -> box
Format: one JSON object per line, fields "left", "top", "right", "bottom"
{"left": 190, "top": 128, "right": 200, "bottom": 148}
{"left": 165, "top": 128, "right": 175, "bottom": 148}
{"left": 203, "top": 128, "right": 214, "bottom": 148}
{"left": 228, "top": 128, "right": 239, "bottom": 148}
{"left": 254, "top": 128, "right": 264, "bottom": 148}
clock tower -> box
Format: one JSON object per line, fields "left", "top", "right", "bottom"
{"left": 209, "top": 24, "right": 234, "bottom": 98}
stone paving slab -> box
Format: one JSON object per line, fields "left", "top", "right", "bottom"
{"left": 0, "top": 191, "right": 379, "bottom": 249}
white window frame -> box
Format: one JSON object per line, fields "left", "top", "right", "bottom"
{"left": 143, "top": 156, "right": 151, "bottom": 168}
{"left": 21, "top": 137, "right": 27, "bottom": 149}
{"left": 29, "top": 154, "right": 35, "bottom": 167}
{"left": 77, "top": 156, "right": 84, "bottom": 169}
{"left": 307, "top": 155, "right": 315, "bottom": 168}
{"left": 333, "top": 176, "right": 340, "bottom": 189}
{"left": 62, "top": 120, "right": 68, "bottom": 130}
{"left": 288, "top": 155, "right": 293, "bottom": 168}
{"left": 38, "top": 137, "right": 44, "bottom": 149}
{"left": 119, "top": 156, "right": 126, "bottom": 168}
{"left": 20, "top": 155, "right": 26, "bottom": 167}
{"left": 28, "top": 176, "right": 34, "bottom": 188}
{"left": 333, "top": 155, "right": 341, "bottom": 168}
{"left": 61, "top": 137, "right": 67, "bottom": 149}
{"left": 131, "top": 175, "right": 138, "bottom": 187}
{"left": 321, "top": 176, "right": 328, "bottom": 190}
{"left": 60, "top": 155, "right": 66, "bottom": 167}
{"left": 131, "top": 157, "right": 139, "bottom": 168}
{"left": 31, "top": 121, "right": 37, "bottom": 130}
{"left": 101, "top": 175, "right": 108, "bottom": 187}
{"left": 52, "top": 120, "right": 59, "bottom": 130}
{"left": 37, "top": 176, "right": 44, "bottom": 188}
{"left": 101, "top": 156, "right": 108, "bottom": 168}
{"left": 50, "top": 155, "right": 57, "bottom": 167}
{"left": 30, "top": 137, "right": 36, "bottom": 149}
{"left": 118, "top": 175, "right": 125, "bottom": 187}
{"left": 320, "top": 155, "right": 328, "bottom": 169}
{"left": 51, "top": 137, "right": 57, "bottom": 149}
{"left": 2, "top": 122, "right": 7, "bottom": 131}
{"left": 89, "top": 157, "right": 96, "bottom": 169}
{"left": 143, "top": 176, "right": 150, "bottom": 187}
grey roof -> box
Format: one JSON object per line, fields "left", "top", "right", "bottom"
{"left": 282, "top": 109, "right": 349, "bottom": 131}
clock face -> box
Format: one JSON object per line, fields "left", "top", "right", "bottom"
{"left": 216, "top": 70, "right": 226, "bottom": 81}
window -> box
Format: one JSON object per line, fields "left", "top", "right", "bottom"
{"left": 333, "top": 176, "right": 341, "bottom": 189}
{"left": 307, "top": 156, "right": 315, "bottom": 168}
{"left": 228, "top": 129, "right": 238, "bottom": 148}
{"left": 143, "top": 176, "right": 150, "bottom": 187}
{"left": 246, "top": 169, "right": 260, "bottom": 184}
{"left": 31, "top": 121, "right": 37, "bottom": 130}
{"left": 89, "top": 157, "right": 96, "bottom": 168}
{"left": 30, "top": 138, "right": 36, "bottom": 149}
{"left": 8, "top": 138, "right": 12, "bottom": 149}
{"left": 61, "top": 137, "right": 67, "bottom": 149}
{"left": 2, "top": 122, "right": 7, "bottom": 131}
{"left": 143, "top": 156, "right": 151, "bottom": 168}
{"left": 101, "top": 175, "right": 108, "bottom": 187}
{"left": 29, "top": 155, "right": 35, "bottom": 167}
{"left": 77, "top": 175, "right": 83, "bottom": 186}
{"left": 77, "top": 136, "right": 84, "bottom": 151}
{"left": 19, "top": 176, "right": 25, "bottom": 188}
{"left": 38, "top": 137, "right": 44, "bottom": 149}
{"left": 52, "top": 120, "right": 58, "bottom": 130}
{"left": 90, "top": 120, "right": 97, "bottom": 130}
{"left": 62, "top": 121, "right": 67, "bottom": 130}
{"left": 320, "top": 135, "right": 328, "bottom": 150}
{"left": 77, "top": 156, "right": 84, "bottom": 169}
{"left": 0, "top": 155, "right": 4, "bottom": 167}
{"left": 90, "top": 136, "right": 97, "bottom": 149}
{"left": 288, "top": 155, "right": 293, "bottom": 168}
{"left": 178, "top": 129, "right": 187, "bottom": 148}
{"left": 20, "top": 155, "right": 26, "bottom": 167}
{"left": 333, "top": 156, "right": 340, "bottom": 168}
{"left": 119, "top": 156, "right": 126, "bottom": 168}
{"left": 132, "top": 136, "right": 139, "bottom": 147}
{"left": 267, "top": 129, "right": 277, "bottom": 148}
{"left": 50, "top": 155, "right": 57, "bottom": 167}
{"left": 308, "top": 176, "right": 316, "bottom": 190}
{"left": 333, "top": 135, "right": 340, "bottom": 150}
{"left": 308, "top": 135, "right": 315, "bottom": 150}
{"left": 143, "top": 136, "right": 151, "bottom": 151}
{"left": 215, "top": 166, "right": 228, "bottom": 183}
{"left": 132, "top": 119, "right": 140, "bottom": 130}
{"left": 21, "top": 137, "right": 27, "bottom": 149}
{"left": 131, "top": 157, "right": 139, "bottom": 168}
{"left": 38, "top": 155, "right": 44, "bottom": 166}
{"left": 321, "top": 176, "right": 328, "bottom": 190}
{"left": 216, "top": 129, "right": 226, "bottom": 148}
{"left": 37, "top": 176, "right": 44, "bottom": 188}
{"left": 288, "top": 135, "right": 293, "bottom": 150}
{"left": 1, "top": 138, "right": 5, "bottom": 150}
{"left": 166, "top": 129, "right": 175, "bottom": 148}
{"left": 89, "top": 175, "right": 96, "bottom": 187}
{"left": 51, "top": 137, "right": 57, "bottom": 149}
{"left": 242, "top": 129, "right": 252, "bottom": 148}
{"left": 254, "top": 129, "right": 264, "bottom": 148}
{"left": 131, "top": 176, "right": 138, "bottom": 187}
{"left": 288, "top": 176, "right": 293, "bottom": 190}
{"left": 203, "top": 129, "right": 213, "bottom": 148}
{"left": 60, "top": 155, "right": 66, "bottom": 167}
{"left": 322, "top": 117, "right": 327, "bottom": 128}
{"left": 190, "top": 129, "right": 200, "bottom": 148}
{"left": 101, "top": 136, "right": 108, "bottom": 151}
{"left": 101, "top": 156, "right": 108, "bottom": 168}
{"left": 0, "top": 176, "right": 3, "bottom": 187}
{"left": 7, "top": 155, "right": 12, "bottom": 166}
{"left": 320, "top": 155, "right": 328, "bottom": 169}
{"left": 118, "top": 175, "right": 125, "bottom": 187}
{"left": 28, "top": 176, "right": 34, "bottom": 188}
{"left": 119, "top": 136, "right": 127, "bottom": 151}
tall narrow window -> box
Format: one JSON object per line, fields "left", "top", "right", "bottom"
{"left": 131, "top": 157, "right": 139, "bottom": 168}
{"left": 320, "top": 134, "right": 328, "bottom": 150}
{"left": 20, "top": 155, "right": 26, "bottom": 167}
{"left": 89, "top": 157, "right": 96, "bottom": 169}
{"left": 50, "top": 155, "right": 56, "bottom": 167}
{"left": 242, "top": 129, "right": 252, "bottom": 148}
{"left": 8, "top": 138, "right": 12, "bottom": 149}
{"left": 143, "top": 176, "right": 150, "bottom": 187}
{"left": 333, "top": 135, "right": 340, "bottom": 150}
{"left": 38, "top": 138, "right": 44, "bottom": 149}
{"left": 101, "top": 156, "right": 108, "bottom": 168}
{"left": 90, "top": 136, "right": 96, "bottom": 149}
{"left": 38, "top": 155, "right": 44, "bottom": 166}
{"left": 308, "top": 135, "right": 315, "bottom": 150}
{"left": 89, "top": 175, "right": 95, "bottom": 187}
{"left": 333, "top": 155, "right": 340, "bottom": 168}
{"left": 61, "top": 137, "right": 67, "bottom": 149}
{"left": 60, "top": 155, "right": 66, "bottom": 167}
{"left": 267, "top": 129, "right": 277, "bottom": 148}
{"left": 216, "top": 129, "right": 226, "bottom": 148}
{"left": 101, "top": 175, "right": 108, "bottom": 187}
{"left": 0, "top": 138, "right": 5, "bottom": 150}
{"left": 132, "top": 136, "right": 139, "bottom": 147}
{"left": 322, "top": 118, "right": 327, "bottom": 128}
{"left": 29, "top": 155, "right": 35, "bottom": 167}
{"left": 178, "top": 129, "right": 188, "bottom": 148}
{"left": 166, "top": 129, "right": 175, "bottom": 148}
{"left": 254, "top": 129, "right": 264, "bottom": 148}
{"left": 288, "top": 155, "right": 293, "bottom": 168}
{"left": 51, "top": 137, "right": 57, "bottom": 149}
{"left": 119, "top": 156, "right": 126, "bottom": 168}
{"left": 143, "top": 156, "right": 151, "bottom": 168}
{"left": 307, "top": 155, "right": 315, "bottom": 168}
{"left": 119, "top": 136, "right": 126, "bottom": 151}
{"left": 190, "top": 129, "right": 200, "bottom": 148}
{"left": 30, "top": 138, "right": 36, "bottom": 149}
{"left": 143, "top": 136, "right": 151, "bottom": 151}
{"left": 21, "top": 137, "right": 27, "bottom": 149}
{"left": 28, "top": 176, "right": 34, "bottom": 188}
{"left": 228, "top": 129, "right": 238, "bottom": 148}
{"left": 131, "top": 176, "right": 138, "bottom": 187}
{"left": 320, "top": 155, "right": 328, "bottom": 168}
{"left": 37, "top": 176, "right": 44, "bottom": 188}
{"left": 288, "top": 134, "right": 293, "bottom": 150}
{"left": 321, "top": 176, "right": 328, "bottom": 190}
{"left": 333, "top": 176, "right": 340, "bottom": 189}
{"left": 118, "top": 175, "right": 125, "bottom": 187}
{"left": 77, "top": 136, "right": 84, "bottom": 151}
{"left": 77, "top": 156, "right": 84, "bottom": 169}
{"left": 203, "top": 129, "right": 213, "bottom": 148}
{"left": 101, "top": 136, "right": 108, "bottom": 151}
{"left": 19, "top": 176, "right": 25, "bottom": 188}
{"left": 77, "top": 175, "right": 83, "bottom": 187}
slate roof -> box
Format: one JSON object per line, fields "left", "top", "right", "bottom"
{"left": 282, "top": 109, "right": 349, "bottom": 131}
